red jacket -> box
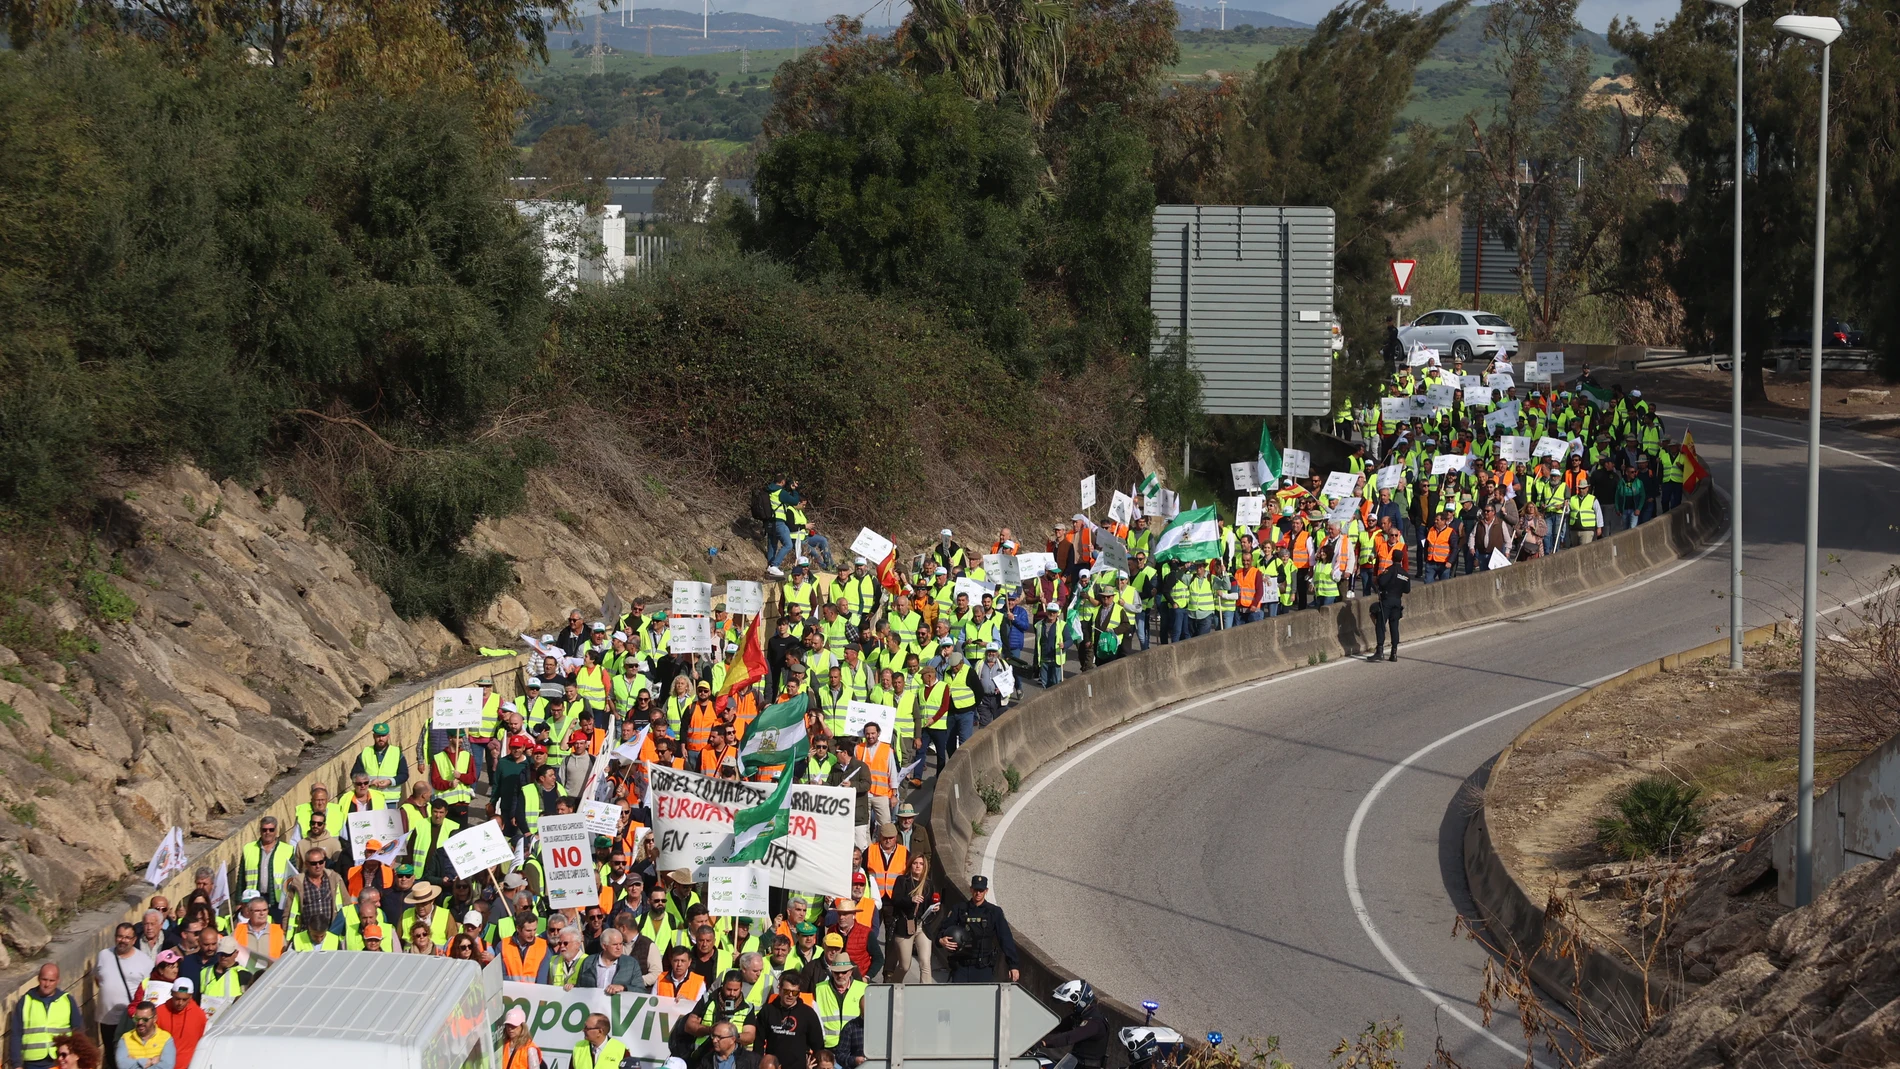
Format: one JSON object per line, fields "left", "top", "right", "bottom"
{"left": 157, "top": 998, "right": 208, "bottom": 1069}
{"left": 843, "top": 922, "right": 874, "bottom": 977}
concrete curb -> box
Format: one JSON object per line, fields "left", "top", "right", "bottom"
{"left": 1461, "top": 619, "right": 1788, "bottom": 1030}
{"left": 928, "top": 484, "right": 1723, "bottom": 1033}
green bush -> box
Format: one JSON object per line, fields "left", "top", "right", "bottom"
{"left": 1594, "top": 776, "right": 1705, "bottom": 860}
{"left": 79, "top": 571, "right": 136, "bottom": 624}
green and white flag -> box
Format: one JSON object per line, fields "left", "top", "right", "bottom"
{"left": 1151, "top": 504, "right": 1222, "bottom": 563}
{"left": 729, "top": 769, "right": 795, "bottom": 863}
{"left": 1577, "top": 380, "right": 1616, "bottom": 410}
{"left": 737, "top": 693, "right": 809, "bottom": 773}
{"left": 1137, "top": 471, "right": 1162, "bottom": 498}
{"left": 1257, "top": 422, "right": 1283, "bottom": 484}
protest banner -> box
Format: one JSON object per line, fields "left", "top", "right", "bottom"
{"left": 1487, "top": 372, "right": 1515, "bottom": 391}
{"left": 443, "top": 821, "right": 513, "bottom": 878}
{"left": 431, "top": 687, "right": 483, "bottom": 730}
{"left": 646, "top": 763, "right": 854, "bottom": 896}
{"left": 1459, "top": 374, "right": 1483, "bottom": 390}
{"left": 993, "top": 553, "right": 1022, "bottom": 585}
{"left": 501, "top": 984, "right": 698, "bottom": 1068}
{"left": 1235, "top": 496, "right": 1264, "bottom": 528}
{"left": 1380, "top": 397, "right": 1412, "bottom": 421}
{"left": 1408, "top": 348, "right": 1439, "bottom": 367}
{"left": 723, "top": 580, "right": 763, "bottom": 616}
{"left": 1327, "top": 501, "right": 1358, "bottom": 525}
{"left": 1230, "top": 462, "right": 1260, "bottom": 491}
{"left": 1376, "top": 465, "right": 1405, "bottom": 491}
{"left": 1524, "top": 364, "right": 1552, "bottom": 383}
{"left": 1536, "top": 351, "right": 1565, "bottom": 376}
{"left": 1426, "top": 384, "right": 1457, "bottom": 410}
{"left": 953, "top": 576, "right": 993, "bottom": 604}
{"left": 1501, "top": 436, "right": 1533, "bottom": 463}
{"left": 981, "top": 554, "right": 1002, "bottom": 579}
{"left": 1485, "top": 400, "right": 1522, "bottom": 431}
{"left": 706, "top": 865, "right": 771, "bottom": 919}
{"left": 346, "top": 810, "right": 405, "bottom": 854}
{"left": 850, "top": 527, "right": 895, "bottom": 564}
{"left": 578, "top": 800, "right": 623, "bottom": 837}
{"left": 1107, "top": 491, "right": 1134, "bottom": 526}
{"left": 1535, "top": 436, "right": 1570, "bottom": 459}
{"left": 1464, "top": 385, "right": 1494, "bottom": 406}
{"left": 1489, "top": 548, "right": 1514, "bottom": 570}
{"left": 1080, "top": 475, "right": 1097, "bottom": 510}
{"left": 1281, "top": 449, "right": 1311, "bottom": 479}
{"left": 1095, "top": 534, "right": 1129, "bottom": 575}
{"left": 537, "top": 814, "right": 600, "bottom": 910}
{"left": 1148, "top": 489, "right": 1181, "bottom": 518}
{"left": 667, "top": 615, "right": 713, "bottom": 655}
{"left": 1430, "top": 454, "right": 1465, "bottom": 476}
{"left": 844, "top": 701, "right": 897, "bottom": 739}
{"left": 1321, "top": 471, "right": 1359, "bottom": 500}
{"left": 1015, "top": 552, "right": 1056, "bottom": 579}
{"left": 670, "top": 581, "right": 711, "bottom": 616}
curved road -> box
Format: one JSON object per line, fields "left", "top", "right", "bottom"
{"left": 983, "top": 407, "right": 1900, "bottom": 1067}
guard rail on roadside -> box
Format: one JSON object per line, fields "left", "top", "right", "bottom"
{"left": 929, "top": 484, "right": 1724, "bottom": 1045}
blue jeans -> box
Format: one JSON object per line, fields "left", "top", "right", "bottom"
{"left": 1039, "top": 661, "right": 1062, "bottom": 688}
{"left": 1661, "top": 484, "right": 1683, "bottom": 512}
{"left": 1424, "top": 562, "right": 1451, "bottom": 584}
{"left": 1623, "top": 509, "right": 1640, "bottom": 529}
{"left": 1170, "top": 610, "right": 1192, "bottom": 643}
{"left": 805, "top": 534, "right": 833, "bottom": 569}
{"left": 1134, "top": 612, "right": 1150, "bottom": 650}
{"left": 1190, "top": 614, "right": 1215, "bottom": 638}
{"left": 1315, "top": 595, "right": 1337, "bottom": 606}
{"left": 766, "top": 521, "right": 792, "bottom": 567}
{"left": 1239, "top": 609, "right": 1264, "bottom": 624}
{"left": 920, "top": 727, "right": 951, "bottom": 772}
{"left": 1266, "top": 602, "right": 1283, "bottom": 617}
{"left": 1545, "top": 526, "right": 1560, "bottom": 556}
{"left": 1221, "top": 610, "right": 1237, "bottom": 629}
{"left": 949, "top": 711, "right": 975, "bottom": 751}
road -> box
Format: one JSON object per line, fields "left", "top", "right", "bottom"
{"left": 981, "top": 407, "right": 1900, "bottom": 1068}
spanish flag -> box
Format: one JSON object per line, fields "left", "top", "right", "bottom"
{"left": 1680, "top": 431, "right": 1712, "bottom": 494}
{"left": 719, "top": 613, "right": 767, "bottom": 697}
{"left": 876, "top": 550, "right": 902, "bottom": 594}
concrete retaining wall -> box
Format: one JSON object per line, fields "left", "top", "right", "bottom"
{"left": 1769, "top": 710, "right": 1900, "bottom": 906}
{"left": 8, "top": 652, "right": 531, "bottom": 1029}
{"left": 929, "top": 484, "right": 1722, "bottom": 1034}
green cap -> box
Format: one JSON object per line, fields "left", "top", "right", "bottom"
{"left": 593, "top": 836, "right": 613, "bottom": 849}
{"left": 372, "top": 723, "right": 390, "bottom": 736}
{"left": 794, "top": 921, "right": 819, "bottom": 936}
{"left": 396, "top": 864, "right": 416, "bottom": 876}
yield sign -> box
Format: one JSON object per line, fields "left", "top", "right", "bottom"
{"left": 1390, "top": 259, "right": 1417, "bottom": 295}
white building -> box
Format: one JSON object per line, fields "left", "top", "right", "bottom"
{"left": 514, "top": 200, "right": 625, "bottom": 294}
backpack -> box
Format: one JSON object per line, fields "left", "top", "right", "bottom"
{"left": 749, "top": 485, "right": 776, "bottom": 524}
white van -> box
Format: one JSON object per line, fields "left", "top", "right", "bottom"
{"left": 192, "top": 951, "right": 500, "bottom": 1069}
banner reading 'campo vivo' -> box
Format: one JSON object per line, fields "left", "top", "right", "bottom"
{"left": 645, "top": 762, "right": 854, "bottom": 897}
{"left": 501, "top": 983, "right": 697, "bottom": 1068}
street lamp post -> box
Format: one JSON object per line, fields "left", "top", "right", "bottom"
{"left": 1774, "top": 11, "right": 1841, "bottom": 908}
{"left": 1709, "top": 0, "right": 1747, "bottom": 670}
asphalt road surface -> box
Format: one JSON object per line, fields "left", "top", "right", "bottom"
{"left": 983, "top": 406, "right": 1900, "bottom": 1068}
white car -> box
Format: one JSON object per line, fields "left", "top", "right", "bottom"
{"left": 1397, "top": 309, "right": 1519, "bottom": 362}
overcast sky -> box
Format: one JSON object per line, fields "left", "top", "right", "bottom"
{"left": 703, "top": 0, "right": 1679, "bottom": 38}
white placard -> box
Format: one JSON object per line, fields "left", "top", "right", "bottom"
{"left": 1535, "top": 436, "right": 1570, "bottom": 459}
{"left": 844, "top": 700, "right": 898, "bottom": 739}
{"left": 1536, "top": 351, "right": 1565, "bottom": 375}
{"left": 578, "top": 800, "right": 623, "bottom": 836}
{"left": 537, "top": 814, "right": 600, "bottom": 910}
{"left": 993, "top": 553, "right": 1022, "bottom": 586}
{"left": 647, "top": 763, "right": 855, "bottom": 895}
{"left": 1015, "top": 552, "right": 1056, "bottom": 580}
{"left": 1281, "top": 450, "right": 1311, "bottom": 479}
{"left": 667, "top": 615, "right": 714, "bottom": 654}
{"left": 1231, "top": 462, "right": 1260, "bottom": 491}
{"left": 1321, "top": 471, "right": 1359, "bottom": 500}
{"left": 1377, "top": 464, "right": 1405, "bottom": 490}
{"left": 1148, "top": 489, "right": 1181, "bottom": 518}
{"left": 1464, "top": 386, "right": 1494, "bottom": 406}
{"left": 443, "top": 821, "right": 514, "bottom": 878}
{"left": 1487, "top": 373, "right": 1515, "bottom": 391}
{"left": 1431, "top": 454, "right": 1467, "bottom": 476}
{"left": 1380, "top": 397, "right": 1412, "bottom": 421}
{"left": 1408, "top": 348, "right": 1439, "bottom": 367}
{"left": 1426, "top": 384, "right": 1458, "bottom": 410}
{"left": 1327, "top": 501, "right": 1358, "bottom": 525}
{"left": 431, "top": 687, "right": 483, "bottom": 730}
{"left": 723, "top": 580, "right": 763, "bottom": 616}
{"left": 345, "top": 810, "right": 405, "bottom": 853}
{"left": 952, "top": 576, "right": 993, "bottom": 604}
{"left": 1485, "top": 400, "right": 1522, "bottom": 431}
{"left": 671, "top": 581, "right": 712, "bottom": 616}
{"left": 1107, "top": 491, "right": 1134, "bottom": 526}
{"left": 1235, "top": 496, "right": 1264, "bottom": 528}
{"left": 706, "top": 865, "right": 771, "bottom": 919}
{"left": 1080, "top": 475, "right": 1097, "bottom": 510}
{"left": 1489, "top": 548, "right": 1514, "bottom": 570}
{"left": 1524, "top": 364, "right": 1552, "bottom": 383}
{"left": 1501, "top": 436, "right": 1533, "bottom": 463}
{"left": 850, "top": 527, "right": 895, "bottom": 565}
{"left": 1460, "top": 375, "right": 1483, "bottom": 390}
{"left": 980, "top": 554, "right": 1001, "bottom": 579}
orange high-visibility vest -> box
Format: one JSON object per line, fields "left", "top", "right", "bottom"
{"left": 729, "top": 690, "right": 761, "bottom": 738}
{"left": 854, "top": 741, "right": 895, "bottom": 798}
{"left": 501, "top": 937, "right": 549, "bottom": 982}
{"left": 1290, "top": 532, "right": 1313, "bottom": 568}
{"left": 657, "top": 972, "right": 707, "bottom": 1001}
{"left": 1374, "top": 532, "right": 1403, "bottom": 569}
{"left": 1426, "top": 526, "right": 1453, "bottom": 563}
{"left": 685, "top": 700, "right": 719, "bottom": 752}
{"left": 865, "top": 843, "right": 908, "bottom": 898}
{"left": 235, "top": 921, "right": 285, "bottom": 961}
{"left": 1234, "top": 567, "right": 1264, "bottom": 609}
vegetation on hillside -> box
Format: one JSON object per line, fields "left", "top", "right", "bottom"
{"left": 519, "top": 67, "right": 773, "bottom": 146}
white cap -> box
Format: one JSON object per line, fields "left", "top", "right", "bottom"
{"left": 726, "top": 642, "right": 739, "bottom": 652}
{"left": 612, "top": 630, "right": 628, "bottom": 641}
{"left": 854, "top": 556, "right": 868, "bottom": 566}
{"left": 1002, "top": 540, "right": 1016, "bottom": 549}
{"left": 939, "top": 528, "right": 953, "bottom": 537}
{"left": 239, "top": 888, "right": 263, "bottom": 904}
{"left": 526, "top": 675, "right": 541, "bottom": 687}
{"left": 1630, "top": 389, "right": 1642, "bottom": 398}
{"left": 540, "top": 634, "right": 555, "bottom": 644}
{"left": 985, "top": 642, "right": 1001, "bottom": 651}
{"left": 462, "top": 910, "right": 483, "bottom": 926}
{"left": 934, "top": 566, "right": 948, "bottom": 575}
{"left": 171, "top": 978, "right": 194, "bottom": 994}
{"left": 796, "top": 556, "right": 811, "bottom": 565}
{"left": 501, "top": 701, "right": 517, "bottom": 713}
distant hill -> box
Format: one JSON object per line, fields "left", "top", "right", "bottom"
{"left": 1173, "top": 3, "right": 1309, "bottom": 29}
{"left": 547, "top": 9, "right": 894, "bottom": 58}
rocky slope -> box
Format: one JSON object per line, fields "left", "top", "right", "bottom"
{"left": 1592, "top": 850, "right": 1900, "bottom": 1068}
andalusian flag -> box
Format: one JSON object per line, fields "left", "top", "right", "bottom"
{"left": 1138, "top": 471, "right": 1162, "bottom": 498}
{"left": 719, "top": 614, "right": 768, "bottom": 697}
{"left": 730, "top": 770, "right": 795, "bottom": 863}
{"left": 1152, "top": 504, "right": 1222, "bottom": 563}
{"left": 738, "top": 692, "right": 809, "bottom": 773}
{"left": 1258, "top": 422, "right": 1283, "bottom": 484}
{"left": 1577, "top": 380, "right": 1616, "bottom": 409}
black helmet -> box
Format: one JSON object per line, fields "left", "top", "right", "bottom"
{"left": 940, "top": 924, "right": 969, "bottom": 948}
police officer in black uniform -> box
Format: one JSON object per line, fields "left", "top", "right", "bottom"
{"left": 1043, "top": 980, "right": 1109, "bottom": 1068}
{"left": 936, "top": 874, "right": 1020, "bottom": 983}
